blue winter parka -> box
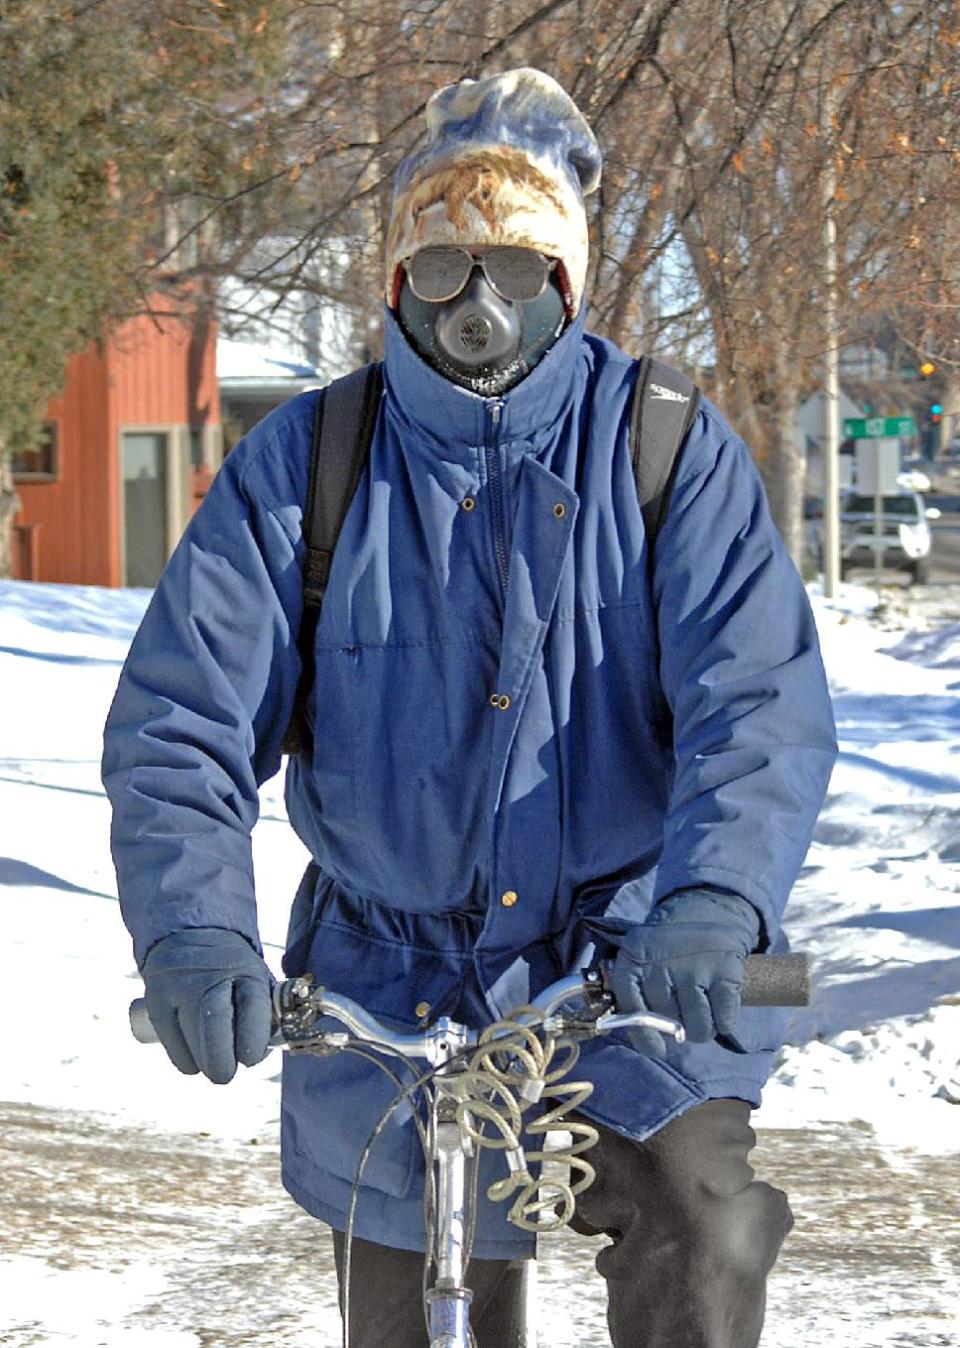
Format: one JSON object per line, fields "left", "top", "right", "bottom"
{"left": 102, "top": 307, "right": 837, "bottom": 1258}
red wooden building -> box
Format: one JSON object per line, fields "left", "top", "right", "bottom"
{"left": 13, "top": 293, "right": 222, "bottom": 588}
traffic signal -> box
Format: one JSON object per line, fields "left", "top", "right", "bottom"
{"left": 930, "top": 402, "right": 943, "bottom": 422}
{"left": 920, "top": 361, "right": 936, "bottom": 377}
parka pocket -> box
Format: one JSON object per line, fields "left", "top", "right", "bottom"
{"left": 280, "top": 892, "right": 471, "bottom": 1201}
{"left": 283, "top": 1038, "right": 421, "bottom": 1200}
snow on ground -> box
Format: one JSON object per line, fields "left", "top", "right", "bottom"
{"left": 753, "top": 581, "right": 960, "bottom": 1152}
{"left": 0, "top": 581, "right": 309, "bottom": 1146}
{"left": 1, "top": 575, "right": 959, "bottom": 1344}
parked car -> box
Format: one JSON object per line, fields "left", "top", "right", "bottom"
{"left": 836, "top": 489, "right": 940, "bottom": 584}
{"left": 897, "top": 464, "right": 932, "bottom": 493}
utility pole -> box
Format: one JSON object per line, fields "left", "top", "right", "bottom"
{"left": 822, "top": 78, "right": 841, "bottom": 599}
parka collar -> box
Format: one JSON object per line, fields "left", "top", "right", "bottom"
{"left": 382, "top": 304, "right": 585, "bottom": 452}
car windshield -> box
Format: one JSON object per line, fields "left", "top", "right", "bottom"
{"left": 844, "top": 494, "right": 920, "bottom": 517}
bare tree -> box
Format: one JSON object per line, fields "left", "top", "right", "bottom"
{"left": 576, "top": 0, "right": 960, "bottom": 560}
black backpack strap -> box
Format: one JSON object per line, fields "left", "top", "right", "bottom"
{"left": 281, "top": 362, "right": 383, "bottom": 756}
{"left": 629, "top": 354, "right": 701, "bottom": 555}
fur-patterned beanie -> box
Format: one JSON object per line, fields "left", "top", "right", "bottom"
{"left": 385, "top": 68, "right": 602, "bottom": 318}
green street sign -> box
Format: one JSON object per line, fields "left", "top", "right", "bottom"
{"left": 843, "top": 415, "right": 916, "bottom": 439}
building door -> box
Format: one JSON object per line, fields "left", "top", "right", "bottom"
{"left": 122, "top": 431, "right": 169, "bottom": 587}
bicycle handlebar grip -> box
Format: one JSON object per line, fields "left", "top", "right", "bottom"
{"left": 741, "top": 953, "right": 810, "bottom": 1007}
{"left": 129, "top": 997, "right": 157, "bottom": 1044}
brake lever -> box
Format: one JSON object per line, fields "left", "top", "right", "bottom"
{"left": 541, "top": 965, "right": 685, "bottom": 1043}
{"left": 593, "top": 1008, "right": 686, "bottom": 1042}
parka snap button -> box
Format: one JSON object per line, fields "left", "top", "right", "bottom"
{"left": 415, "top": 1001, "right": 431, "bottom": 1020}
{"left": 501, "top": 890, "right": 519, "bottom": 908}
{"left": 462, "top": 497, "right": 476, "bottom": 511}
{"left": 553, "top": 502, "right": 566, "bottom": 518}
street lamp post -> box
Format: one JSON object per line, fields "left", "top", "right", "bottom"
{"left": 822, "top": 86, "right": 841, "bottom": 600}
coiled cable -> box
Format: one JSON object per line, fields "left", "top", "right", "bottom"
{"left": 453, "top": 1007, "right": 600, "bottom": 1232}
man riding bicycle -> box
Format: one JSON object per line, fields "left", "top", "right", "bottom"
{"left": 103, "top": 67, "right": 837, "bottom": 1348}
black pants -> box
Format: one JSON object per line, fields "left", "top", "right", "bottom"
{"left": 331, "top": 1099, "right": 793, "bottom": 1347}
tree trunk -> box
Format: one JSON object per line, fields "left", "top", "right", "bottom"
{"left": 760, "top": 404, "right": 807, "bottom": 569}
{"left": 725, "top": 352, "right": 806, "bottom": 570}
{"left": 0, "top": 452, "right": 21, "bottom": 580}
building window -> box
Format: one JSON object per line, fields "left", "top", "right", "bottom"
{"left": 12, "top": 421, "right": 59, "bottom": 482}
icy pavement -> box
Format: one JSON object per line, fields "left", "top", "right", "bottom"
{"left": 1, "top": 1102, "right": 957, "bottom": 1348}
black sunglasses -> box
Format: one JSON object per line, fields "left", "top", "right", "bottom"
{"left": 405, "top": 245, "right": 558, "bottom": 304}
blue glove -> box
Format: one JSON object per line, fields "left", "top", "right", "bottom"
{"left": 141, "top": 928, "right": 274, "bottom": 1084}
{"left": 610, "top": 889, "right": 760, "bottom": 1056}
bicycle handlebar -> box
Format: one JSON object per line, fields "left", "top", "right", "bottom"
{"left": 129, "top": 952, "right": 809, "bottom": 1052}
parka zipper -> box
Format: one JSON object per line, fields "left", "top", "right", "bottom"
{"left": 486, "top": 401, "right": 509, "bottom": 595}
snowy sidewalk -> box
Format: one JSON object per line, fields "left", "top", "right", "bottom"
{"left": 1, "top": 1100, "right": 957, "bottom": 1348}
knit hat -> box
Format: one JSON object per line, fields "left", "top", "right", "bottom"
{"left": 385, "top": 68, "right": 602, "bottom": 318}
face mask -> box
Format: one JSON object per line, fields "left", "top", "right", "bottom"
{"left": 396, "top": 258, "right": 568, "bottom": 396}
